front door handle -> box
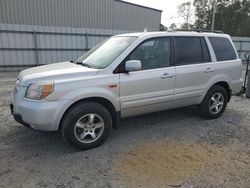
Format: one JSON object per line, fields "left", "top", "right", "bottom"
{"left": 205, "top": 68, "right": 215, "bottom": 73}
{"left": 161, "top": 73, "right": 174, "bottom": 79}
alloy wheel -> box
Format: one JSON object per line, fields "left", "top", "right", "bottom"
{"left": 74, "top": 114, "right": 104, "bottom": 144}
{"left": 209, "top": 93, "right": 224, "bottom": 114}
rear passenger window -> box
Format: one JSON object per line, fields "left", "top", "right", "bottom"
{"left": 175, "top": 37, "right": 210, "bottom": 65}
{"left": 209, "top": 37, "right": 237, "bottom": 61}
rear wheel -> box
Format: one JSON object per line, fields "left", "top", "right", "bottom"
{"left": 61, "top": 102, "right": 112, "bottom": 150}
{"left": 198, "top": 85, "right": 228, "bottom": 119}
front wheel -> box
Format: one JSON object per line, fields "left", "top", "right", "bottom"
{"left": 61, "top": 102, "right": 112, "bottom": 150}
{"left": 198, "top": 85, "right": 228, "bottom": 119}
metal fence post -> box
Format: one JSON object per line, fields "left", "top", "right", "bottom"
{"left": 85, "top": 32, "right": 89, "bottom": 51}
{"left": 239, "top": 40, "right": 243, "bottom": 60}
{"left": 33, "top": 31, "right": 39, "bottom": 66}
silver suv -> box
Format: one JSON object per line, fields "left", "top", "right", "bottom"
{"left": 11, "top": 31, "right": 242, "bottom": 149}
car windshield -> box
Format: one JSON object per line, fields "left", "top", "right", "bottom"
{"left": 76, "top": 36, "right": 137, "bottom": 69}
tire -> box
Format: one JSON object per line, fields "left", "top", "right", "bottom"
{"left": 198, "top": 85, "right": 228, "bottom": 119}
{"left": 61, "top": 102, "right": 112, "bottom": 150}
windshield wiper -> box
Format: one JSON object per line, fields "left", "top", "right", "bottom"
{"left": 81, "top": 63, "right": 92, "bottom": 68}
{"left": 74, "top": 61, "right": 92, "bottom": 68}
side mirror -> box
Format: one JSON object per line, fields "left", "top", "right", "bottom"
{"left": 125, "top": 60, "right": 141, "bottom": 72}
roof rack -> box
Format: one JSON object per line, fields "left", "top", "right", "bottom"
{"left": 167, "top": 29, "right": 224, "bottom": 34}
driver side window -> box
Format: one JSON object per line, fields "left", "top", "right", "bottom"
{"left": 127, "top": 37, "right": 171, "bottom": 70}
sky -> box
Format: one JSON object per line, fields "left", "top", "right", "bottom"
{"left": 125, "top": 0, "right": 194, "bottom": 27}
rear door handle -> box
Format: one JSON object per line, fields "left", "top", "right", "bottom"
{"left": 161, "top": 73, "right": 174, "bottom": 79}
{"left": 205, "top": 68, "right": 215, "bottom": 73}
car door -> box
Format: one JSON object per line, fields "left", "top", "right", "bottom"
{"left": 174, "top": 36, "right": 214, "bottom": 108}
{"left": 118, "top": 37, "right": 176, "bottom": 118}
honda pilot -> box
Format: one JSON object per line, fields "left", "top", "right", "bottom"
{"left": 11, "top": 31, "right": 242, "bottom": 149}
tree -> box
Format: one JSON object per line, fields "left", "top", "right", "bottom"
{"left": 178, "top": 1, "right": 193, "bottom": 29}
{"left": 169, "top": 23, "right": 177, "bottom": 30}
{"left": 180, "top": 23, "right": 194, "bottom": 29}
{"left": 214, "top": 0, "right": 250, "bottom": 36}
{"left": 193, "top": 0, "right": 212, "bottom": 29}
{"left": 160, "top": 24, "right": 168, "bottom": 31}
{"left": 192, "top": 0, "right": 250, "bottom": 36}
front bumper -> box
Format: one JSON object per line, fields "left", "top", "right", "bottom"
{"left": 10, "top": 104, "right": 30, "bottom": 128}
{"left": 11, "top": 87, "right": 69, "bottom": 131}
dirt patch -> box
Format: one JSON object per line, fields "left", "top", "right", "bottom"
{"left": 113, "top": 140, "right": 249, "bottom": 187}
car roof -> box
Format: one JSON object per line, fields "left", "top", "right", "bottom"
{"left": 115, "top": 31, "right": 230, "bottom": 38}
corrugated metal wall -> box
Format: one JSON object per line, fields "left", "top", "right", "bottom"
{"left": 231, "top": 36, "right": 250, "bottom": 61}
{"left": 0, "top": 23, "right": 132, "bottom": 68}
{"left": 0, "top": 0, "right": 162, "bottom": 69}
{"left": 0, "top": 24, "right": 133, "bottom": 68}
{"left": 1, "top": 24, "right": 249, "bottom": 68}
{"left": 0, "top": 0, "right": 161, "bottom": 32}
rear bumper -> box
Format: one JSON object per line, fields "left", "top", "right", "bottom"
{"left": 231, "top": 80, "right": 243, "bottom": 95}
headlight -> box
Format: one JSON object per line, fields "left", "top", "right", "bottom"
{"left": 13, "top": 80, "right": 21, "bottom": 96}
{"left": 25, "top": 82, "right": 54, "bottom": 100}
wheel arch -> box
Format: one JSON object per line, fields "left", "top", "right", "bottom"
{"left": 211, "top": 81, "right": 231, "bottom": 101}
{"left": 59, "top": 97, "right": 120, "bottom": 130}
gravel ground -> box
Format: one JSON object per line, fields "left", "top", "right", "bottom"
{"left": 0, "top": 71, "right": 250, "bottom": 188}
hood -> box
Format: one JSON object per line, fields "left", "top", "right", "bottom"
{"left": 18, "top": 61, "right": 98, "bottom": 86}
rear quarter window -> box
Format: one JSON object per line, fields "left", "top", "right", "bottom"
{"left": 209, "top": 37, "right": 237, "bottom": 61}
